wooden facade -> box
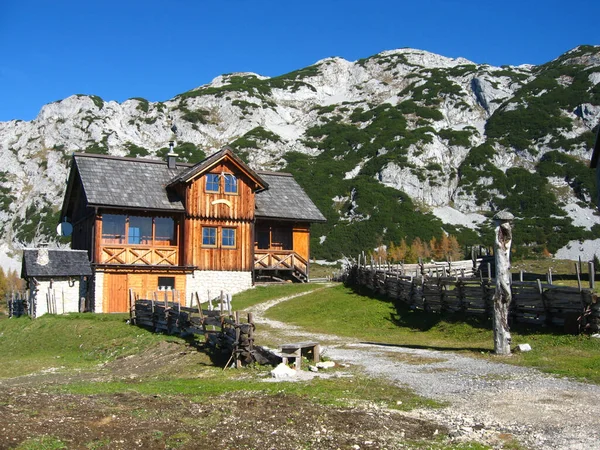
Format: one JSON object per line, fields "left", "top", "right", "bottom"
{"left": 181, "top": 158, "right": 259, "bottom": 271}
{"left": 101, "top": 270, "right": 187, "bottom": 313}
{"left": 61, "top": 148, "right": 325, "bottom": 313}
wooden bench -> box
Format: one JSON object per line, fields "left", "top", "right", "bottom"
{"left": 279, "top": 341, "right": 320, "bottom": 370}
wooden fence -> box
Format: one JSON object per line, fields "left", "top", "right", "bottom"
{"left": 130, "top": 291, "right": 260, "bottom": 367}
{"left": 354, "top": 253, "right": 494, "bottom": 279}
{"left": 6, "top": 292, "right": 30, "bottom": 317}
{"left": 348, "top": 266, "right": 599, "bottom": 334}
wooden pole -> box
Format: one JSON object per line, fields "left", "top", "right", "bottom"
{"left": 589, "top": 261, "right": 595, "bottom": 290}
{"left": 195, "top": 292, "right": 203, "bottom": 319}
{"left": 129, "top": 288, "right": 136, "bottom": 324}
{"left": 492, "top": 211, "right": 514, "bottom": 356}
{"left": 248, "top": 312, "right": 254, "bottom": 351}
{"left": 575, "top": 262, "right": 582, "bottom": 291}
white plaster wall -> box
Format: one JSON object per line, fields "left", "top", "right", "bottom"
{"left": 185, "top": 270, "right": 253, "bottom": 307}
{"left": 32, "top": 279, "right": 83, "bottom": 317}
{"left": 94, "top": 270, "right": 104, "bottom": 313}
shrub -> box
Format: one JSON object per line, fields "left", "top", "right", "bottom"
{"left": 131, "top": 97, "right": 149, "bottom": 113}
{"left": 124, "top": 142, "right": 150, "bottom": 158}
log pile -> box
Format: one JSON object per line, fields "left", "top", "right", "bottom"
{"left": 349, "top": 266, "right": 599, "bottom": 334}
{"left": 130, "top": 292, "right": 257, "bottom": 368}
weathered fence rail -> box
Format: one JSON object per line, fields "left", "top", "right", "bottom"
{"left": 349, "top": 266, "right": 599, "bottom": 333}
{"left": 130, "top": 292, "right": 258, "bottom": 367}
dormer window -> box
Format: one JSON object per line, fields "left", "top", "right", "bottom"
{"left": 204, "top": 172, "right": 238, "bottom": 194}
{"left": 224, "top": 174, "right": 237, "bottom": 194}
{"left": 205, "top": 174, "right": 220, "bottom": 192}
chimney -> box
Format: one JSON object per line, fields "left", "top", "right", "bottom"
{"left": 167, "top": 141, "right": 177, "bottom": 169}
{"left": 37, "top": 243, "right": 49, "bottom": 266}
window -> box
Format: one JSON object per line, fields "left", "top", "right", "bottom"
{"left": 128, "top": 216, "right": 152, "bottom": 245}
{"left": 205, "top": 172, "right": 238, "bottom": 194}
{"left": 155, "top": 217, "right": 176, "bottom": 246}
{"left": 224, "top": 174, "right": 238, "bottom": 194}
{"left": 222, "top": 228, "right": 236, "bottom": 248}
{"left": 257, "top": 230, "right": 270, "bottom": 249}
{"left": 101, "top": 214, "right": 177, "bottom": 246}
{"left": 202, "top": 227, "right": 217, "bottom": 247}
{"left": 201, "top": 227, "right": 237, "bottom": 248}
{"left": 102, "top": 214, "right": 126, "bottom": 244}
{"left": 158, "top": 276, "right": 175, "bottom": 291}
{"left": 255, "top": 226, "right": 292, "bottom": 250}
{"left": 205, "top": 173, "right": 219, "bottom": 192}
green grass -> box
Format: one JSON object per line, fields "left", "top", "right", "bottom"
{"left": 0, "top": 313, "right": 186, "bottom": 378}
{"left": 267, "top": 285, "right": 493, "bottom": 349}
{"left": 309, "top": 261, "right": 342, "bottom": 279}
{"left": 16, "top": 436, "right": 67, "bottom": 450}
{"left": 265, "top": 284, "right": 600, "bottom": 383}
{"left": 232, "top": 283, "right": 319, "bottom": 311}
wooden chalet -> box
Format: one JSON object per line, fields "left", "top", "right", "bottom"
{"left": 60, "top": 146, "right": 325, "bottom": 313}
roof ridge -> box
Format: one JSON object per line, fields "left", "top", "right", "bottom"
{"left": 73, "top": 152, "right": 194, "bottom": 168}
{"left": 256, "top": 170, "right": 293, "bottom": 177}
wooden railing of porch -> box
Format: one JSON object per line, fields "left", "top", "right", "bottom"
{"left": 99, "top": 245, "right": 179, "bottom": 266}
{"left": 253, "top": 250, "right": 308, "bottom": 281}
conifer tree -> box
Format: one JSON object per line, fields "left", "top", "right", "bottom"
{"left": 0, "top": 267, "right": 7, "bottom": 301}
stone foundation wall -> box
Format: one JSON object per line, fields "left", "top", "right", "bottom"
{"left": 185, "top": 270, "right": 253, "bottom": 307}
{"left": 93, "top": 270, "right": 104, "bottom": 313}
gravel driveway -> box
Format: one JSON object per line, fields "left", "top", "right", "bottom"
{"left": 249, "top": 285, "right": 600, "bottom": 450}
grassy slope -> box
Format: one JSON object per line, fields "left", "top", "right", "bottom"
{"left": 0, "top": 313, "right": 187, "bottom": 378}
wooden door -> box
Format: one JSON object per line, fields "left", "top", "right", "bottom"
{"left": 104, "top": 273, "right": 129, "bottom": 313}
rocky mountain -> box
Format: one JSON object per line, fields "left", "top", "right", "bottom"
{"left": 1, "top": 45, "right": 599, "bottom": 268}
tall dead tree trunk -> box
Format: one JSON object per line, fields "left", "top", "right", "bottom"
{"left": 492, "top": 211, "right": 514, "bottom": 355}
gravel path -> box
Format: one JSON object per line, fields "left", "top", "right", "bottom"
{"left": 249, "top": 284, "right": 600, "bottom": 450}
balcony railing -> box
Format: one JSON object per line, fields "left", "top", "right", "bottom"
{"left": 100, "top": 246, "right": 178, "bottom": 266}
{"left": 254, "top": 250, "right": 308, "bottom": 280}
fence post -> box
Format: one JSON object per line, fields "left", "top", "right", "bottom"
{"left": 492, "top": 211, "right": 514, "bottom": 356}
{"left": 589, "top": 261, "right": 595, "bottom": 290}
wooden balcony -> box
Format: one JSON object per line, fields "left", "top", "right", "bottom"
{"left": 254, "top": 250, "right": 308, "bottom": 282}
{"left": 100, "top": 245, "right": 179, "bottom": 266}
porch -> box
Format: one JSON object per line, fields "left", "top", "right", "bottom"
{"left": 253, "top": 250, "right": 308, "bottom": 282}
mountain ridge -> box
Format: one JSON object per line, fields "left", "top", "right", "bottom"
{"left": 1, "top": 45, "right": 599, "bottom": 269}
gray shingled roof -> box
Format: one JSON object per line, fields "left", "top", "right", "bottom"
{"left": 255, "top": 172, "right": 326, "bottom": 222}
{"left": 70, "top": 153, "right": 325, "bottom": 223}
{"left": 22, "top": 249, "right": 92, "bottom": 278}
{"left": 74, "top": 154, "right": 185, "bottom": 211}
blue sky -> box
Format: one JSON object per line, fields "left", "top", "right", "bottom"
{"left": 1, "top": 0, "right": 598, "bottom": 122}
